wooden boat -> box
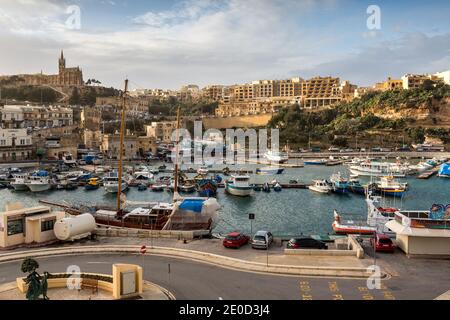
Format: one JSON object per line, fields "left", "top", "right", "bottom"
{"left": 225, "top": 175, "right": 253, "bottom": 196}
{"left": 332, "top": 210, "right": 376, "bottom": 235}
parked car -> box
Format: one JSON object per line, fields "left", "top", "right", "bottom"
{"left": 286, "top": 237, "right": 327, "bottom": 250}
{"left": 251, "top": 230, "right": 273, "bottom": 249}
{"left": 370, "top": 233, "right": 395, "bottom": 253}
{"left": 223, "top": 232, "right": 250, "bottom": 249}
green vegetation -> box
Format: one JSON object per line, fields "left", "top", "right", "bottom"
{"left": 69, "top": 86, "right": 119, "bottom": 106}
{"left": 0, "top": 85, "right": 60, "bottom": 103}
{"left": 268, "top": 83, "right": 450, "bottom": 147}
{"left": 148, "top": 98, "right": 218, "bottom": 116}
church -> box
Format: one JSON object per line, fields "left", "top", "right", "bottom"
{"left": 0, "top": 50, "right": 84, "bottom": 87}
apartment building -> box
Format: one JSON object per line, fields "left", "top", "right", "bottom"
{"left": 302, "top": 76, "right": 342, "bottom": 109}
{"left": 101, "top": 134, "right": 156, "bottom": 159}
{"left": 202, "top": 85, "right": 226, "bottom": 101}
{"left": 0, "top": 105, "right": 73, "bottom": 129}
{"left": 401, "top": 73, "right": 443, "bottom": 89}
{"left": 374, "top": 77, "right": 403, "bottom": 91}
{"left": 145, "top": 121, "right": 178, "bottom": 143}
{"left": 0, "top": 128, "right": 33, "bottom": 161}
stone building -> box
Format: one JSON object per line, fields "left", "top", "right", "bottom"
{"left": 101, "top": 134, "right": 156, "bottom": 159}
{"left": 0, "top": 128, "right": 33, "bottom": 161}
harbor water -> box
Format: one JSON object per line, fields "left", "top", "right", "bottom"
{"left": 0, "top": 163, "right": 448, "bottom": 237}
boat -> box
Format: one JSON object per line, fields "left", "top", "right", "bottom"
{"left": 273, "top": 182, "right": 282, "bottom": 192}
{"left": 25, "top": 171, "right": 52, "bottom": 193}
{"left": 264, "top": 150, "right": 289, "bottom": 163}
{"left": 332, "top": 210, "right": 377, "bottom": 235}
{"left": 253, "top": 185, "right": 262, "bottom": 191}
{"left": 348, "top": 178, "right": 366, "bottom": 195}
{"left": 308, "top": 180, "right": 332, "bottom": 194}
{"left": 329, "top": 172, "right": 349, "bottom": 194}
{"left": 62, "top": 153, "right": 77, "bottom": 166}
{"left": 195, "top": 177, "right": 218, "bottom": 197}
{"left": 262, "top": 182, "right": 271, "bottom": 192}
{"left": 197, "top": 166, "right": 209, "bottom": 175}
{"left": 304, "top": 159, "right": 327, "bottom": 165}
{"left": 438, "top": 163, "right": 450, "bottom": 178}
{"left": 103, "top": 171, "right": 128, "bottom": 193}
{"left": 137, "top": 183, "right": 147, "bottom": 191}
{"left": 150, "top": 184, "right": 165, "bottom": 192}
{"left": 349, "top": 161, "right": 411, "bottom": 177}
{"left": 133, "top": 166, "right": 155, "bottom": 185}
{"left": 256, "top": 166, "right": 284, "bottom": 175}
{"left": 10, "top": 174, "right": 29, "bottom": 191}
{"left": 85, "top": 177, "right": 100, "bottom": 190}
{"left": 375, "top": 176, "right": 407, "bottom": 198}
{"left": 179, "top": 183, "right": 196, "bottom": 193}
{"left": 225, "top": 175, "right": 253, "bottom": 196}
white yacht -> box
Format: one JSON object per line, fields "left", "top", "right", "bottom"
{"left": 10, "top": 174, "right": 29, "bottom": 191}
{"left": 104, "top": 171, "right": 128, "bottom": 193}
{"left": 26, "top": 175, "right": 52, "bottom": 193}
{"left": 62, "top": 153, "right": 77, "bottom": 166}
{"left": 225, "top": 175, "right": 253, "bottom": 196}
{"left": 264, "top": 150, "right": 289, "bottom": 163}
{"left": 308, "top": 180, "right": 332, "bottom": 194}
{"left": 349, "top": 161, "right": 410, "bottom": 177}
{"left": 133, "top": 166, "right": 155, "bottom": 184}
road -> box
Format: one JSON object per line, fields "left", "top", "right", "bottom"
{"left": 1, "top": 253, "right": 448, "bottom": 300}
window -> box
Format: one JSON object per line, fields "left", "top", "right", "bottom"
{"left": 41, "top": 219, "right": 55, "bottom": 232}
{"left": 7, "top": 219, "right": 24, "bottom": 236}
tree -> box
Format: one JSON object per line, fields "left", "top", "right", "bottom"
{"left": 69, "top": 88, "right": 80, "bottom": 105}
{"left": 36, "top": 148, "right": 46, "bottom": 164}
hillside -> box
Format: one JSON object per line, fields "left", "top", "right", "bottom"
{"left": 268, "top": 82, "right": 450, "bottom": 149}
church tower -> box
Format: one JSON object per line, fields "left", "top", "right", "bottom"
{"left": 59, "top": 50, "right": 66, "bottom": 74}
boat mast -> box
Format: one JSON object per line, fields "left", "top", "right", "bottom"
{"left": 117, "top": 79, "right": 128, "bottom": 212}
{"left": 173, "top": 106, "right": 181, "bottom": 200}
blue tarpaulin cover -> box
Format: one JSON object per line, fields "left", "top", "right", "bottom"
{"left": 179, "top": 199, "right": 205, "bottom": 213}
{"left": 439, "top": 164, "right": 450, "bottom": 176}
{"left": 32, "top": 170, "right": 49, "bottom": 177}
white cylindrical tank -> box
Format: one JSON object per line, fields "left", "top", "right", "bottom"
{"left": 54, "top": 213, "right": 96, "bottom": 241}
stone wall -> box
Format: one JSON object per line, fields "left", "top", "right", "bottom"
{"left": 202, "top": 114, "right": 272, "bottom": 129}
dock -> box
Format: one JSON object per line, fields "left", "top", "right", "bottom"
{"left": 417, "top": 168, "right": 439, "bottom": 179}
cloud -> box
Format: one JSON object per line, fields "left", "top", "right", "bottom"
{"left": 0, "top": 0, "right": 448, "bottom": 89}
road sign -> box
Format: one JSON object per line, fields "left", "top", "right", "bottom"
{"left": 249, "top": 213, "right": 255, "bottom": 220}
{"left": 140, "top": 245, "right": 147, "bottom": 255}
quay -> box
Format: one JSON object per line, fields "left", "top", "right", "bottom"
{"left": 417, "top": 168, "right": 439, "bottom": 179}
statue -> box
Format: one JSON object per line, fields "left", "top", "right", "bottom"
{"left": 21, "top": 258, "right": 50, "bottom": 300}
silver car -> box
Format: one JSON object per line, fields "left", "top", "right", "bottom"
{"left": 252, "top": 230, "right": 273, "bottom": 249}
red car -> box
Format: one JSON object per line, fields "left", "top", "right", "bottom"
{"left": 370, "top": 233, "right": 395, "bottom": 252}
{"left": 223, "top": 232, "right": 250, "bottom": 249}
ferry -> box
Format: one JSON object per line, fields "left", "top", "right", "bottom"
{"left": 349, "top": 161, "right": 411, "bottom": 177}
{"left": 264, "top": 150, "right": 289, "bottom": 163}
{"left": 225, "top": 175, "right": 253, "bottom": 196}
{"left": 308, "top": 180, "right": 332, "bottom": 194}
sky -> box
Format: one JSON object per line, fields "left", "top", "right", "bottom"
{"left": 0, "top": 0, "right": 449, "bottom": 90}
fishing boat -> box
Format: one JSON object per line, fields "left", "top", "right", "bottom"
{"left": 225, "top": 175, "right": 253, "bottom": 196}
{"left": 137, "top": 183, "right": 147, "bottom": 191}
{"left": 103, "top": 171, "right": 128, "bottom": 193}
{"left": 10, "top": 174, "right": 29, "bottom": 191}
{"left": 264, "top": 150, "right": 289, "bottom": 163}
{"left": 256, "top": 166, "right": 284, "bottom": 175}
{"left": 375, "top": 176, "right": 407, "bottom": 198}
{"left": 329, "top": 172, "right": 349, "bottom": 194}
{"left": 438, "top": 163, "right": 450, "bottom": 178}
{"left": 25, "top": 172, "right": 52, "bottom": 193}
{"left": 179, "top": 183, "right": 196, "bottom": 193}
{"left": 133, "top": 166, "right": 155, "bottom": 185}
{"left": 308, "top": 180, "right": 332, "bottom": 194}
{"left": 332, "top": 210, "right": 377, "bottom": 235}
{"left": 195, "top": 177, "right": 218, "bottom": 197}
{"left": 347, "top": 178, "right": 366, "bottom": 195}
{"left": 304, "top": 159, "right": 327, "bottom": 165}
{"left": 85, "top": 177, "right": 100, "bottom": 190}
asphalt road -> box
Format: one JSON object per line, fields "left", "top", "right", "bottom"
{"left": 1, "top": 253, "right": 448, "bottom": 300}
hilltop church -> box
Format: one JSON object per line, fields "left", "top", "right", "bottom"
{"left": 0, "top": 50, "right": 84, "bottom": 87}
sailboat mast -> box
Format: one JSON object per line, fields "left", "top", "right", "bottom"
{"left": 117, "top": 79, "right": 128, "bottom": 212}
{"left": 173, "top": 107, "right": 181, "bottom": 199}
